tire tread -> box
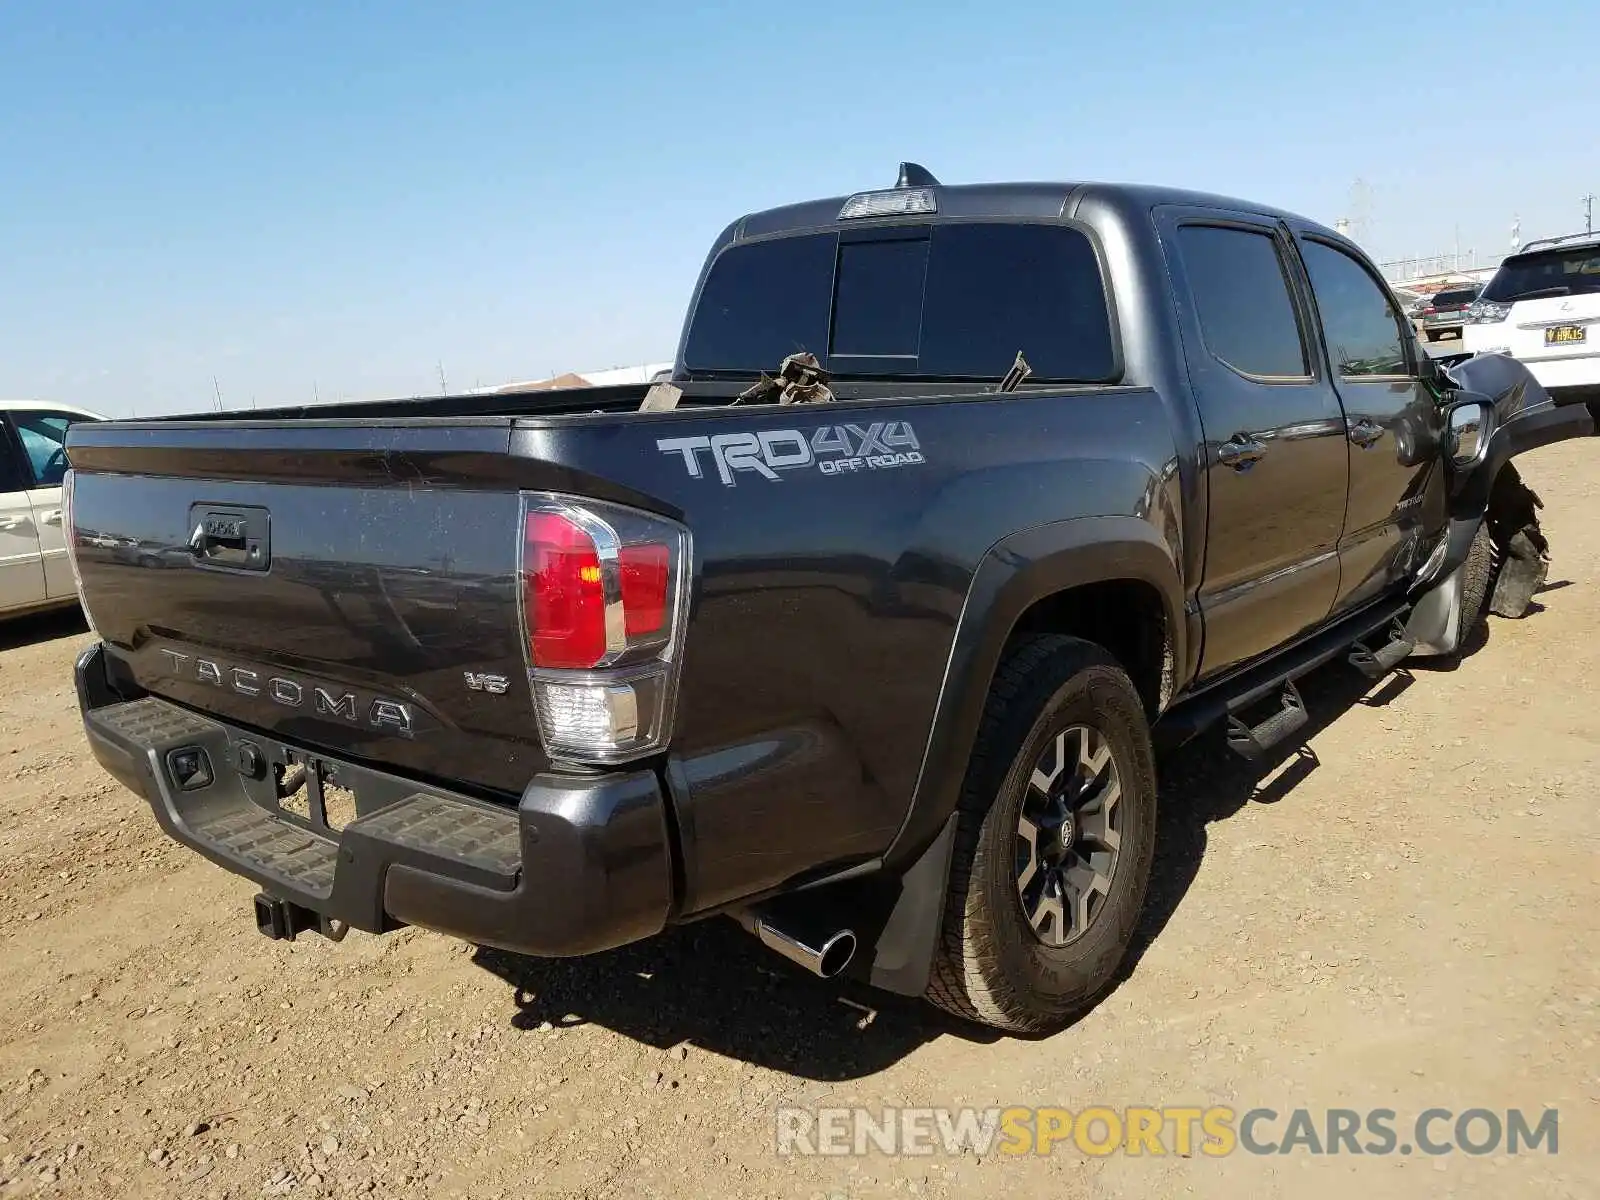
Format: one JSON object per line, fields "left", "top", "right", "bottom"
{"left": 925, "top": 635, "right": 1153, "bottom": 1032}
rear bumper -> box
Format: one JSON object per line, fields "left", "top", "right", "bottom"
{"left": 1524, "top": 355, "right": 1600, "bottom": 392}
{"left": 75, "top": 642, "right": 674, "bottom": 957}
{"left": 1458, "top": 330, "right": 1600, "bottom": 390}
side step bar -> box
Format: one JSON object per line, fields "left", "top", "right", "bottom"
{"left": 1228, "top": 615, "right": 1413, "bottom": 759}
{"left": 1347, "top": 618, "right": 1416, "bottom": 679}
{"left": 1156, "top": 595, "right": 1412, "bottom": 757}
{"left": 1225, "top": 679, "right": 1307, "bottom": 761}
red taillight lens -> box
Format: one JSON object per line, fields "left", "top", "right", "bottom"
{"left": 619, "top": 543, "right": 670, "bottom": 638}
{"left": 524, "top": 511, "right": 607, "bottom": 669}
{"left": 518, "top": 493, "right": 690, "bottom": 764}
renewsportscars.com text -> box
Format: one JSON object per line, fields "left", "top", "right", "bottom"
{"left": 774, "top": 1105, "right": 1560, "bottom": 1159}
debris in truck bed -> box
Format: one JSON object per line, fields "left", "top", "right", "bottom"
{"left": 638, "top": 382, "right": 683, "bottom": 412}
{"left": 732, "top": 352, "right": 835, "bottom": 406}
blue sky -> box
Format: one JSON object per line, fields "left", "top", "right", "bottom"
{"left": 2, "top": 1, "right": 1594, "bottom": 417}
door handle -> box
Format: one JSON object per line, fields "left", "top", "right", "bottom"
{"left": 1348, "top": 418, "right": 1385, "bottom": 448}
{"left": 1217, "top": 434, "right": 1267, "bottom": 470}
{"left": 0, "top": 514, "right": 27, "bottom": 533}
{"left": 41, "top": 509, "right": 63, "bottom": 527}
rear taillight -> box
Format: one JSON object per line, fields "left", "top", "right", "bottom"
{"left": 1466, "top": 299, "right": 1512, "bottom": 325}
{"left": 518, "top": 494, "right": 690, "bottom": 763}
{"left": 60, "top": 469, "right": 101, "bottom": 638}
{"left": 619, "top": 543, "right": 670, "bottom": 638}
{"left": 524, "top": 511, "right": 609, "bottom": 670}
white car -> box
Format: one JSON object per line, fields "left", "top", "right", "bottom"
{"left": 2, "top": 400, "right": 104, "bottom": 619}
{"left": 1462, "top": 233, "right": 1600, "bottom": 396}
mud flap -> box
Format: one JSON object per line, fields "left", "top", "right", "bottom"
{"left": 865, "top": 814, "right": 958, "bottom": 996}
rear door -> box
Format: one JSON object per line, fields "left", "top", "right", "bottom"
{"left": 0, "top": 418, "right": 46, "bottom": 613}
{"left": 1157, "top": 208, "right": 1350, "bottom": 678}
{"left": 1292, "top": 233, "right": 1444, "bottom": 613}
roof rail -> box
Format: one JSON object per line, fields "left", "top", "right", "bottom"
{"left": 1517, "top": 231, "right": 1600, "bottom": 254}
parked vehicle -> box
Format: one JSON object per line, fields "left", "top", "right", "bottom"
{"left": 1, "top": 401, "right": 103, "bottom": 619}
{"left": 1463, "top": 232, "right": 1600, "bottom": 401}
{"left": 1392, "top": 286, "right": 1427, "bottom": 324}
{"left": 64, "top": 166, "right": 1595, "bottom": 1033}
{"left": 1419, "top": 284, "right": 1483, "bottom": 342}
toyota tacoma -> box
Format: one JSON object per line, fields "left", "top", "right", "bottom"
{"left": 65, "top": 164, "right": 1596, "bottom": 1033}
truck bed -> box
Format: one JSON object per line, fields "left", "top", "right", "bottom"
{"left": 67, "top": 382, "right": 1186, "bottom": 915}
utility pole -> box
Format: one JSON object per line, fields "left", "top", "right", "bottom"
{"left": 1585, "top": 193, "right": 1595, "bottom": 234}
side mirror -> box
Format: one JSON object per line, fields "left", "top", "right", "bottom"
{"left": 1444, "top": 398, "right": 1493, "bottom": 470}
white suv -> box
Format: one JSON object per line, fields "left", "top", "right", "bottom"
{"left": 2, "top": 400, "right": 104, "bottom": 619}
{"left": 1462, "top": 233, "right": 1600, "bottom": 397}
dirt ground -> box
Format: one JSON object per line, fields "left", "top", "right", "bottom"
{"left": 2, "top": 442, "right": 1597, "bottom": 1200}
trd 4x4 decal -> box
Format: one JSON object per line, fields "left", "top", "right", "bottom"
{"left": 656, "top": 421, "right": 924, "bottom": 486}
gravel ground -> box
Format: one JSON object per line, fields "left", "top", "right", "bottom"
{"left": 1, "top": 441, "right": 1597, "bottom": 1199}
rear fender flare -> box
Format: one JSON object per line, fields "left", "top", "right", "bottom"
{"left": 882, "top": 515, "right": 1185, "bottom": 871}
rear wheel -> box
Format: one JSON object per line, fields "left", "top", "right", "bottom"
{"left": 925, "top": 636, "right": 1157, "bottom": 1034}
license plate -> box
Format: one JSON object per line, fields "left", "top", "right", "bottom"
{"left": 1545, "top": 325, "right": 1587, "bottom": 346}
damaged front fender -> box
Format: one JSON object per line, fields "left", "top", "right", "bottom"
{"left": 1407, "top": 353, "right": 1594, "bottom": 653}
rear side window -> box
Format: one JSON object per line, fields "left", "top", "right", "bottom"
{"left": 1177, "top": 225, "right": 1309, "bottom": 378}
{"left": 683, "top": 222, "right": 1117, "bottom": 382}
{"left": 1299, "top": 241, "right": 1411, "bottom": 378}
{"left": 1484, "top": 247, "right": 1600, "bottom": 302}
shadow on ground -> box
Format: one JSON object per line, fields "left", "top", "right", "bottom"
{"left": 472, "top": 606, "right": 1528, "bottom": 1076}
{"left": 0, "top": 605, "right": 88, "bottom": 652}
{"left": 473, "top": 919, "right": 956, "bottom": 1082}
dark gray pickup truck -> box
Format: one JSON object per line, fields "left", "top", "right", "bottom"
{"left": 65, "top": 164, "right": 1595, "bottom": 1032}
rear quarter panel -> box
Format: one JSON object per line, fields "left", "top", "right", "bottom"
{"left": 516, "top": 389, "right": 1184, "bottom": 912}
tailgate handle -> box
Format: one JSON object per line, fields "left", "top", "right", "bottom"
{"left": 187, "top": 504, "right": 271, "bottom": 572}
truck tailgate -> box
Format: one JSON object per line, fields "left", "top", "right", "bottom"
{"left": 66, "top": 420, "right": 545, "bottom": 796}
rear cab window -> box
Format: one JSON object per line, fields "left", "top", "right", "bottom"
{"left": 682, "top": 222, "right": 1119, "bottom": 383}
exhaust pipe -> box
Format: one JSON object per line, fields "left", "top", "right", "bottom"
{"left": 738, "top": 906, "right": 857, "bottom": 979}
